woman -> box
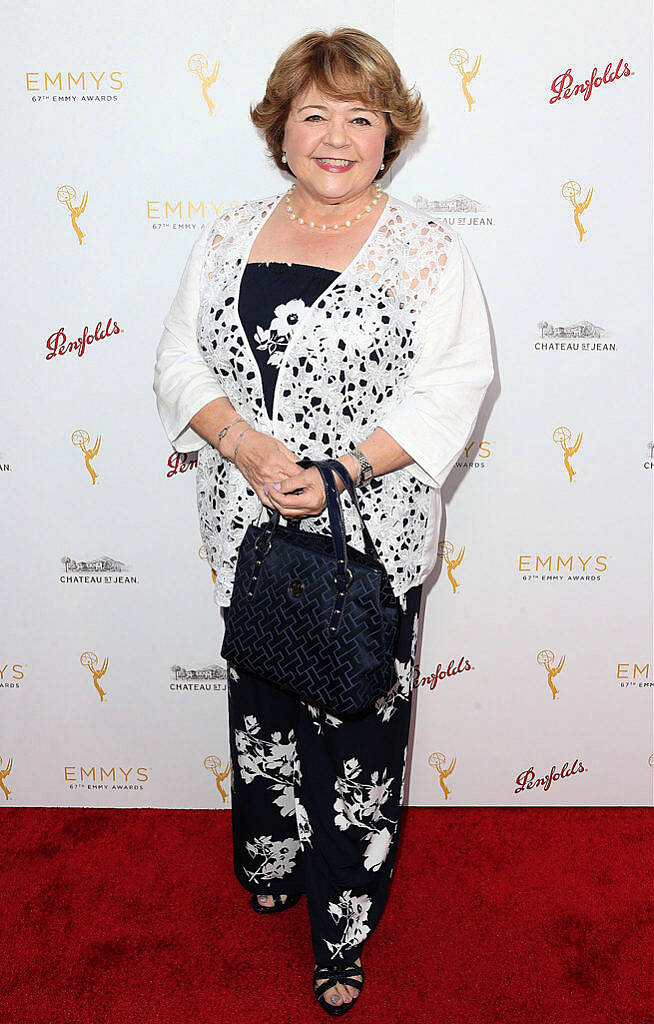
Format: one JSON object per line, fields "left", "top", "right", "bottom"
{"left": 154, "top": 27, "right": 493, "bottom": 1015}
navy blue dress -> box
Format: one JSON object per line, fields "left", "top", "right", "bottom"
{"left": 228, "top": 259, "right": 424, "bottom": 969}
{"left": 238, "top": 261, "right": 340, "bottom": 419}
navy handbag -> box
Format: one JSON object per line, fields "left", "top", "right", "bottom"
{"left": 220, "top": 457, "right": 401, "bottom": 718}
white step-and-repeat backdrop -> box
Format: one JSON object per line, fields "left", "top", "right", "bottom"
{"left": 2, "top": 1, "right": 652, "bottom": 808}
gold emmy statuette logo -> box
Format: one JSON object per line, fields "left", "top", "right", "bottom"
{"left": 81, "top": 651, "right": 109, "bottom": 702}
{"left": 71, "top": 429, "right": 101, "bottom": 484}
{"left": 57, "top": 184, "right": 88, "bottom": 245}
{"left": 428, "top": 751, "right": 456, "bottom": 800}
{"left": 537, "top": 648, "right": 566, "bottom": 700}
{"left": 204, "top": 755, "right": 231, "bottom": 803}
{"left": 188, "top": 53, "right": 220, "bottom": 116}
{"left": 553, "top": 425, "right": 582, "bottom": 482}
{"left": 438, "top": 539, "right": 465, "bottom": 594}
{"left": 561, "top": 180, "right": 593, "bottom": 242}
{"left": 199, "top": 545, "right": 216, "bottom": 583}
{"left": 449, "top": 48, "right": 481, "bottom": 112}
{"left": 0, "top": 754, "right": 13, "bottom": 800}
{"left": 649, "top": 754, "right": 654, "bottom": 768}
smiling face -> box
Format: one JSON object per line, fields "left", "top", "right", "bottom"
{"left": 281, "top": 80, "right": 388, "bottom": 207}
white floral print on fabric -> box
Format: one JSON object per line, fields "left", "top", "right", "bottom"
{"left": 252, "top": 298, "right": 308, "bottom": 368}
{"left": 325, "top": 890, "right": 372, "bottom": 958}
{"left": 375, "top": 600, "right": 421, "bottom": 722}
{"left": 375, "top": 650, "right": 414, "bottom": 723}
{"left": 333, "top": 757, "right": 396, "bottom": 872}
{"left": 294, "top": 796, "right": 312, "bottom": 849}
{"left": 234, "top": 713, "right": 313, "bottom": 847}
{"left": 398, "top": 737, "right": 411, "bottom": 806}
{"left": 243, "top": 835, "right": 301, "bottom": 884}
{"left": 307, "top": 702, "right": 343, "bottom": 734}
{"left": 196, "top": 194, "right": 458, "bottom": 607}
{"left": 270, "top": 298, "right": 307, "bottom": 336}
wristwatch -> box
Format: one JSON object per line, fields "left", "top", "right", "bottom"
{"left": 351, "top": 446, "right": 374, "bottom": 486}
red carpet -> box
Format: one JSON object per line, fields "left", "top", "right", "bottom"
{"left": 1, "top": 806, "right": 651, "bottom": 1024}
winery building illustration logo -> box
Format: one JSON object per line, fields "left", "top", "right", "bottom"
{"left": 170, "top": 664, "right": 227, "bottom": 692}
{"left": 412, "top": 193, "right": 493, "bottom": 227}
{"left": 535, "top": 319, "right": 615, "bottom": 353}
{"left": 60, "top": 556, "right": 138, "bottom": 585}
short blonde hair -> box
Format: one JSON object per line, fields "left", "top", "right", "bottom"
{"left": 250, "top": 27, "right": 423, "bottom": 180}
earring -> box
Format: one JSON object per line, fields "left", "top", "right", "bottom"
{"left": 281, "top": 151, "right": 287, "bottom": 164}
{"left": 380, "top": 161, "right": 385, "bottom": 170}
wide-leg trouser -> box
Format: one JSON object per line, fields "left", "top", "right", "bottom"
{"left": 225, "top": 582, "right": 423, "bottom": 967}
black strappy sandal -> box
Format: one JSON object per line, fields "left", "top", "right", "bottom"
{"left": 250, "top": 892, "right": 302, "bottom": 914}
{"left": 313, "top": 959, "right": 364, "bottom": 1016}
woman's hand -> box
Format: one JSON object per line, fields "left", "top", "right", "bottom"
{"left": 223, "top": 427, "right": 354, "bottom": 518}
{"left": 222, "top": 428, "right": 304, "bottom": 510}
{"left": 264, "top": 463, "right": 329, "bottom": 519}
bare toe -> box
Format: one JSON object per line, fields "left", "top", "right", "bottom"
{"left": 338, "top": 983, "right": 352, "bottom": 1004}
{"left": 314, "top": 957, "right": 363, "bottom": 1010}
{"left": 256, "top": 893, "right": 289, "bottom": 908}
{"left": 328, "top": 986, "right": 343, "bottom": 1006}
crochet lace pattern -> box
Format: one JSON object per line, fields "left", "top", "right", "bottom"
{"left": 195, "top": 192, "right": 456, "bottom": 606}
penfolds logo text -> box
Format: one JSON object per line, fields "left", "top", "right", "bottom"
{"left": 413, "top": 657, "right": 472, "bottom": 690}
{"left": 515, "top": 758, "right": 586, "bottom": 794}
{"left": 550, "top": 58, "right": 631, "bottom": 104}
{"left": 167, "top": 451, "right": 197, "bottom": 477}
{"left": 45, "top": 318, "right": 121, "bottom": 360}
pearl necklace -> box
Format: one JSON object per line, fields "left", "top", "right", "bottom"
{"left": 284, "top": 180, "right": 384, "bottom": 231}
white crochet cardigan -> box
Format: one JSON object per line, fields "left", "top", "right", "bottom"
{"left": 153, "top": 191, "right": 494, "bottom": 607}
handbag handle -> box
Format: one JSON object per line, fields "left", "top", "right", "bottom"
{"left": 282, "top": 457, "right": 380, "bottom": 558}
{"left": 322, "top": 458, "right": 380, "bottom": 559}
{"left": 260, "top": 456, "right": 380, "bottom": 562}
{"left": 257, "top": 459, "right": 351, "bottom": 580}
